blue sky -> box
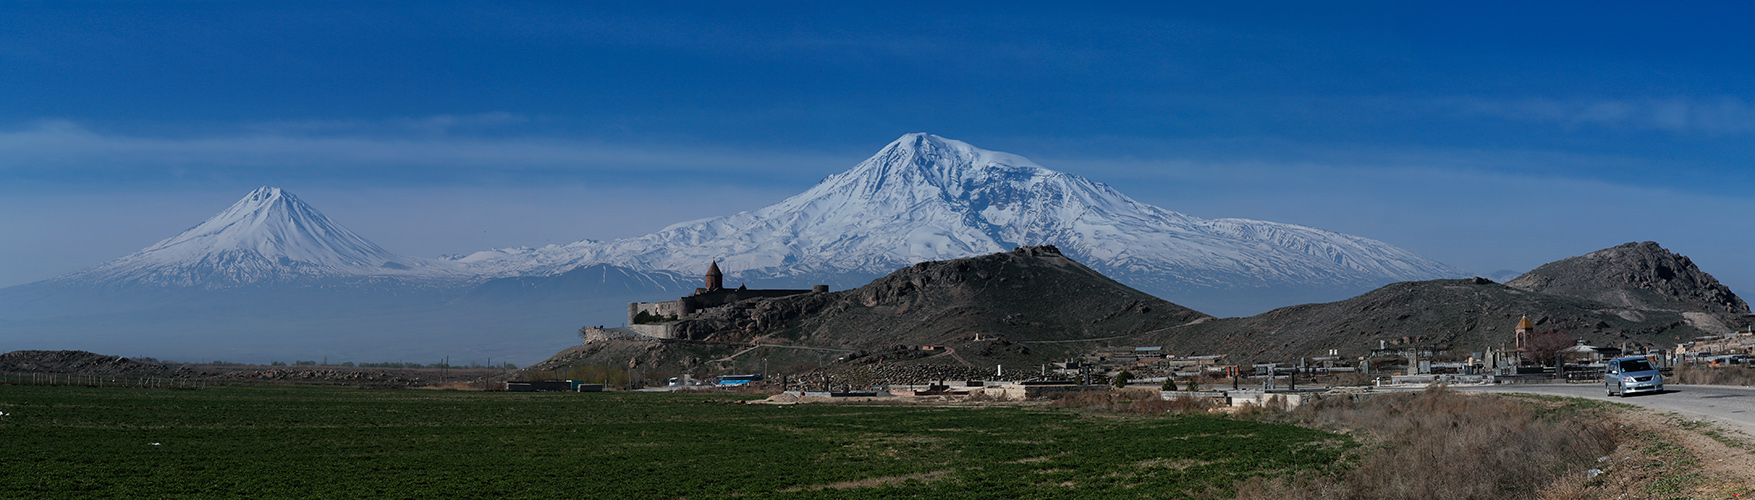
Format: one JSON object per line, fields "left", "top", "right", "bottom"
{"left": 5, "top": 2, "right": 1755, "bottom": 300}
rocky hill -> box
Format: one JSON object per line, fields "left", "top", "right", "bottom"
{"left": 676, "top": 245, "right": 1209, "bottom": 346}
{"left": 1506, "top": 241, "right": 1748, "bottom": 314}
{"left": 535, "top": 246, "right": 1214, "bottom": 377}
{"left": 1144, "top": 242, "right": 1751, "bottom": 362}
{"left": 537, "top": 242, "right": 1752, "bottom": 379}
{"left": 1147, "top": 277, "right": 1734, "bottom": 362}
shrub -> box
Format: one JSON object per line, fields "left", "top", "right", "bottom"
{"left": 1527, "top": 329, "right": 1574, "bottom": 366}
{"left": 1050, "top": 390, "right": 1112, "bottom": 409}
{"left": 632, "top": 311, "right": 659, "bottom": 324}
{"left": 1671, "top": 363, "right": 1755, "bottom": 386}
{"left": 1113, "top": 370, "right": 1133, "bottom": 388}
{"left": 1134, "top": 392, "right": 1216, "bottom": 414}
{"left": 631, "top": 311, "right": 678, "bottom": 325}
{"left": 1162, "top": 377, "right": 1178, "bottom": 391}
{"left": 1051, "top": 387, "right": 1212, "bottom": 414}
{"left": 1235, "top": 386, "right": 1618, "bottom": 499}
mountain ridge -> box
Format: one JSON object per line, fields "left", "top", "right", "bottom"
{"left": 454, "top": 133, "right": 1465, "bottom": 315}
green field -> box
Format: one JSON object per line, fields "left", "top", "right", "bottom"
{"left": 0, "top": 385, "right": 1353, "bottom": 499}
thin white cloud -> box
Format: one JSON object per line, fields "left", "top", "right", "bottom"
{"left": 0, "top": 118, "right": 854, "bottom": 179}
{"left": 1446, "top": 96, "right": 1755, "bottom": 135}
{"left": 241, "top": 112, "right": 532, "bottom": 136}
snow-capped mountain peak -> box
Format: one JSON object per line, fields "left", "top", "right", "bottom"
{"left": 64, "top": 187, "right": 443, "bottom": 287}
{"left": 459, "top": 133, "right": 1465, "bottom": 309}
{"left": 827, "top": 133, "right": 1043, "bottom": 195}
{"left": 149, "top": 187, "right": 397, "bottom": 266}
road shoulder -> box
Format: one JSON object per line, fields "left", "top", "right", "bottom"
{"left": 1580, "top": 403, "right": 1755, "bottom": 498}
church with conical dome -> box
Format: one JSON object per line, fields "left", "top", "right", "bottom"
{"left": 624, "top": 261, "right": 828, "bottom": 339}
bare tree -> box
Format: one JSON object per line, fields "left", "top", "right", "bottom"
{"left": 1526, "top": 329, "right": 1574, "bottom": 367}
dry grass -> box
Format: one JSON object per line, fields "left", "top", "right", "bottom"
{"left": 778, "top": 471, "right": 952, "bottom": 492}
{"left": 1049, "top": 387, "right": 1216, "bottom": 414}
{"left": 1234, "top": 386, "right": 1619, "bottom": 499}
{"left": 1319, "top": 371, "right": 1374, "bottom": 387}
{"left": 1229, "top": 395, "right": 1290, "bottom": 416}
{"left": 418, "top": 381, "right": 487, "bottom": 391}
{"left": 1671, "top": 363, "right": 1755, "bottom": 386}
{"left": 962, "top": 389, "right": 998, "bottom": 402}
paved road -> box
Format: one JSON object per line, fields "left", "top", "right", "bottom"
{"left": 1452, "top": 383, "right": 1755, "bottom": 437}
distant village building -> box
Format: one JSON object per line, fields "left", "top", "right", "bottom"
{"left": 625, "top": 261, "right": 826, "bottom": 339}
{"left": 1677, "top": 330, "right": 1755, "bottom": 362}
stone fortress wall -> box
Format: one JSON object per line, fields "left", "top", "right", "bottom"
{"left": 623, "top": 261, "right": 827, "bottom": 339}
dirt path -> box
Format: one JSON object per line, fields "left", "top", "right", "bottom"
{"left": 945, "top": 348, "right": 974, "bottom": 368}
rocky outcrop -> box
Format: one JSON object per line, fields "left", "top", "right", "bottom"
{"left": 0, "top": 350, "right": 209, "bottom": 378}
{"left": 539, "top": 246, "right": 1215, "bottom": 375}
{"left": 2, "top": 349, "right": 436, "bottom": 386}
{"left": 1507, "top": 242, "right": 1748, "bottom": 313}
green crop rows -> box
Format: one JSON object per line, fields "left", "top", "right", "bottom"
{"left": 0, "top": 386, "right": 1353, "bottom": 499}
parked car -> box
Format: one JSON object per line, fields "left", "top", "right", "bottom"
{"left": 1603, "top": 356, "right": 1663, "bottom": 397}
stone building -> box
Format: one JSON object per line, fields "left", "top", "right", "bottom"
{"left": 625, "top": 261, "right": 827, "bottom": 338}
{"left": 1514, "top": 315, "right": 1534, "bottom": 352}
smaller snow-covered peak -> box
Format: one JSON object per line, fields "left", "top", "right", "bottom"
{"left": 65, "top": 187, "right": 453, "bottom": 287}
{"left": 139, "top": 186, "right": 397, "bottom": 267}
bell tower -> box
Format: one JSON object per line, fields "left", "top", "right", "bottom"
{"left": 1515, "top": 315, "right": 1534, "bottom": 351}
{"left": 704, "top": 261, "right": 724, "bottom": 292}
